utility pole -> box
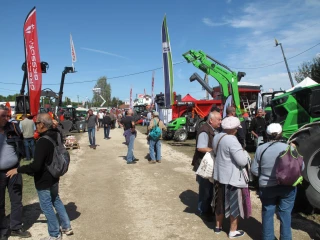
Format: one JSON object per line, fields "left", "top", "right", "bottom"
{"left": 275, "top": 39, "right": 294, "bottom": 87}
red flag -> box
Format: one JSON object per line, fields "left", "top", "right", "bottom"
{"left": 24, "top": 7, "right": 42, "bottom": 116}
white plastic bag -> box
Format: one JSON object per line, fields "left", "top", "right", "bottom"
{"left": 196, "top": 152, "right": 214, "bottom": 181}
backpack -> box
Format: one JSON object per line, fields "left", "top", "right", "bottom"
{"left": 42, "top": 133, "right": 70, "bottom": 178}
{"left": 149, "top": 119, "right": 162, "bottom": 140}
{"left": 275, "top": 146, "right": 304, "bottom": 186}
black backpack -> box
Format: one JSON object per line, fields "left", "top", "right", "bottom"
{"left": 42, "top": 133, "right": 70, "bottom": 178}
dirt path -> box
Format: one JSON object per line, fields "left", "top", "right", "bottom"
{"left": 17, "top": 128, "right": 317, "bottom": 240}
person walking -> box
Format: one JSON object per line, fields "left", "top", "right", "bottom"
{"left": 147, "top": 111, "right": 166, "bottom": 163}
{"left": 192, "top": 110, "right": 222, "bottom": 222}
{"left": 251, "top": 123, "right": 301, "bottom": 240}
{"left": 0, "top": 105, "right": 31, "bottom": 240}
{"left": 120, "top": 109, "right": 138, "bottom": 164}
{"left": 102, "top": 112, "right": 112, "bottom": 139}
{"left": 98, "top": 110, "right": 104, "bottom": 128}
{"left": 7, "top": 113, "right": 73, "bottom": 240}
{"left": 86, "top": 109, "right": 99, "bottom": 149}
{"left": 19, "top": 114, "right": 36, "bottom": 161}
{"left": 213, "top": 116, "right": 249, "bottom": 238}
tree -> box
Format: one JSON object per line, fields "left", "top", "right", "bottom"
{"left": 295, "top": 56, "right": 320, "bottom": 83}
{"left": 92, "top": 76, "right": 111, "bottom": 107}
{"left": 110, "top": 97, "right": 123, "bottom": 107}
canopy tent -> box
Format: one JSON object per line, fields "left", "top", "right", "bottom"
{"left": 286, "top": 77, "right": 318, "bottom": 92}
{"left": 182, "top": 94, "right": 197, "bottom": 102}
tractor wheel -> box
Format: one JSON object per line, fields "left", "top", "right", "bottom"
{"left": 162, "top": 130, "right": 173, "bottom": 140}
{"left": 289, "top": 122, "right": 320, "bottom": 208}
{"left": 173, "top": 128, "right": 188, "bottom": 142}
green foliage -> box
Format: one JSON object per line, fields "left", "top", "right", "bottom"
{"left": 295, "top": 56, "right": 320, "bottom": 83}
{"left": 110, "top": 97, "right": 124, "bottom": 107}
{"left": 92, "top": 76, "right": 111, "bottom": 107}
{"left": 0, "top": 93, "right": 19, "bottom": 102}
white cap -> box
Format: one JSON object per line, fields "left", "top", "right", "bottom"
{"left": 266, "top": 123, "right": 282, "bottom": 135}
{"left": 221, "top": 116, "right": 242, "bottom": 130}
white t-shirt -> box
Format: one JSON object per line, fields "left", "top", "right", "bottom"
{"left": 98, "top": 112, "right": 104, "bottom": 119}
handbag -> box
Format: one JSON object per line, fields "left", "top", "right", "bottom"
{"left": 195, "top": 152, "right": 214, "bottom": 180}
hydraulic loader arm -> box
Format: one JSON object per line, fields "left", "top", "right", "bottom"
{"left": 183, "top": 50, "right": 245, "bottom": 117}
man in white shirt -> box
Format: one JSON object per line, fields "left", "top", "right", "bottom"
{"left": 98, "top": 110, "right": 104, "bottom": 128}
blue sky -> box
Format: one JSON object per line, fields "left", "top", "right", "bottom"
{"left": 1, "top": 0, "right": 320, "bottom": 104}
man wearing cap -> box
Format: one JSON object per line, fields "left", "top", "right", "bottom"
{"left": 213, "top": 116, "right": 248, "bottom": 238}
{"left": 251, "top": 123, "right": 300, "bottom": 240}
{"left": 147, "top": 111, "right": 166, "bottom": 163}
{"left": 192, "top": 111, "right": 222, "bottom": 222}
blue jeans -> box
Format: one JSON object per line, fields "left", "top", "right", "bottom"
{"left": 37, "top": 183, "right": 71, "bottom": 237}
{"left": 87, "top": 127, "right": 96, "bottom": 146}
{"left": 126, "top": 134, "right": 136, "bottom": 163}
{"left": 259, "top": 185, "right": 297, "bottom": 240}
{"left": 196, "top": 175, "right": 213, "bottom": 215}
{"left": 149, "top": 139, "right": 161, "bottom": 160}
{"left": 0, "top": 171, "right": 23, "bottom": 236}
{"left": 104, "top": 125, "right": 111, "bottom": 138}
{"left": 23, "top": 138, "right": 35, "bottom": 160}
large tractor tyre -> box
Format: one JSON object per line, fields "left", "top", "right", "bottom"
{"left": 173, "top": 128, "right": 188, "bottom": 142}
{"left": 289, "top": 122, "right": 320, "bottom": 208}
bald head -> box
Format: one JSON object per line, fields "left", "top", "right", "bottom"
{"left": 226, "top": 106, "right": 236, "bottom": 116}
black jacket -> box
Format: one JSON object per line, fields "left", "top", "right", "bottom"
{"left": 102, "top": 115, "right": 112, "bottom": 125}
{"left": 18, "top": 129, "right": 60, "bottom": 190}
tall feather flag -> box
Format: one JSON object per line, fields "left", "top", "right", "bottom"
{"left": 129, "top": 87, "right": 133, "bottom": 109}
{"left": 24, "top": 7, "right": 42, "bottom": 116}
{"left": 151, "top": 71, "right": 155, "bottom": 104}
{"left": 162, "top": 15, "right": 174, "bottom": 108}
{"left": 70, "top": 33, "right": 77, "bottom": 70}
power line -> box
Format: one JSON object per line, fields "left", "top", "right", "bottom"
{"left": 229, "top": 42, "right": 320, "bottom": 70}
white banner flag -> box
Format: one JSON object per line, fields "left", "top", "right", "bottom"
{"left": 70, "top": 33, "right": 77, "bottom": 63}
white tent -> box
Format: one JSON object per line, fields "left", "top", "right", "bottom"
{"left": 286, "top": 77, "right": 318, "bottom": 92}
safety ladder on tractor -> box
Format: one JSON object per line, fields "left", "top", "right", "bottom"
{"left": 241, "top": 97, "right": 252, "bottom": 116}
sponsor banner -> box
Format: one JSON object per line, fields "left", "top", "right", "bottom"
{"left": 130, "top": 88, "right": 133, "bottom": 109}
{"left": 151, "top": 71, "right": 155, "bottom": 104}
{"left": 162, "top": 15, "right": 174, "bottom": 108}
{"left": 24, "top": 7, "right": 42, "bottom": 116}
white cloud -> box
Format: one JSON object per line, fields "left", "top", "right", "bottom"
{"left": 81, "top": 47, "right": 129, "bottom": 60}
{"left": 202, "top": 18, "right": 228, "bottom": 27}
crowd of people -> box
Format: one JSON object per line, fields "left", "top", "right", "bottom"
{"left": 0, "top": 103, "right": 306, "bottom": 240}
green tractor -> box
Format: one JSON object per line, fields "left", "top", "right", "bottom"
{"left": 163, "top": 101, "right": 204, "bottom": 142}
{"left": 269, "top": 84, "right": 320, "bottom": 209}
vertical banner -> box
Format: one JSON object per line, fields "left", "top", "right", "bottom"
{"left": 24, "top": 7, "right": 42, "bottom": 116}
{"left": 129, "top": 87, "right": 133, "bottom": 109}
{"left": 162, "top": 15, "right": 174, "bottom": 108}
{"left": 151, "top": 71, "right": 155, "bottom": 105}
{"left": 70, "top": 33, "right": 77, "bottom": 70}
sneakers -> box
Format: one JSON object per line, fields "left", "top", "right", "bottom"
{"left": 229, "top": 230, "right": 245, "bottom": 239}
{"left": 156, "top": 160, "right": 161, "bottom": 163}
{"left": 10, "top": 228, "right": 31, "bottom": 238}
{"left": 61, "top": 227, "right": 74, "bottom": 236}
{"left": 133, "top": 158, "right": 139, "bottom": 161}
{"left": 40, "top": 235, "right": 61, "bottom": 240}
{"left": 214, "top": 227, "right": 222, "bottom": 234}
{"left": 149, "top": 160, "right": 156, "bottom": 164}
